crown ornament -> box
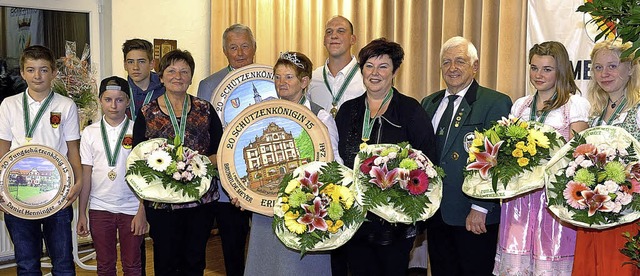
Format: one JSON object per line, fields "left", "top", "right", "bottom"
{"left": 279, "top": 52, "right": 304, "bottom": 69}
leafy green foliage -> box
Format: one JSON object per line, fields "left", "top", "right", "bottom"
{"left": 318, "top": 161, "right": 344, "bottom": 185}
{"left": 620, "top": 223, "right": 640, "bottom": 268}
{"left": 577, "top": 0, "right": 640, "bottom": 59}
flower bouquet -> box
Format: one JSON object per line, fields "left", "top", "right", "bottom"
{"left": 462, "top": 115, "right": 564, "bottom": 199}
{"left": 546, "top": 126, "right": 640, "bottom": 229}
{"left": 125, "top": 138, "right": 217, "bottom": 203}
{"left": 52, "top": 41, "right": 98, "bottom": 130}
{"left": 273, "top": 161, "right": 365, "bottom": 255}
{"left": 353, "top": 142, "right": 443, "bottom": 224}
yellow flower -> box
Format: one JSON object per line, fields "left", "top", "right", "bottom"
{"left": 517, "top": 157, "right": 529, "bottom": 167}
{"left": 527, "top": 142, "right": 537, "bottom": 156}
{"left": 281, "top": 197, "right": 288, "bottom": 203}
{"left": 281, "top": 204, "right": 290, "bottom": 212}
{"left": 515, "top": 141, "right": 526, "bottom": 149}
{"left": 326, "top": 220, "right": 344, "bottom": 234}
{"left": 284, "top": 211, "right": 306, "bottom": 234}
{"left": 518, "top": 121, "right": 529, "bottom": 128}
{"left": 512, "top": 148, "right": 524, "bottom": 158}
{"left": 323, "top": 184, "right": 355, "bottom": 210}
{"left": 285, "top": 179, "right": 301, "bottom": 194}
{"left": 528, "top": 129, "right": 550, "bottom": 148}
{"left": 471, "top": 131, "right": 484, "bottom": 147}
{"left": 468, "top": 146, "right": 479, "bottom": 162}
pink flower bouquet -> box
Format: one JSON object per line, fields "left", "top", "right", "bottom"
{"left": 273, "top": 161, "right": 365, "bottom": 255}
{"left": 546, "top": 126, "right": 640, "bottom": 229}
{"left": 462, "top": 116, "right": 564, "bottom": 199}
{"left": 353, "top": 142, "right": 443, "bottom": 224}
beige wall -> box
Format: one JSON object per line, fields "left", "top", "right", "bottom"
{"left": 110, "top": 0, "right": 211, "bottom": 95}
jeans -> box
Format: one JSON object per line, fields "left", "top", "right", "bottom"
{"left": 4, "top": 207, "right": 75, "bottom": 276}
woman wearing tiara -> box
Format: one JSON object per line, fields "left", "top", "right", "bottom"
{"left": 242, "top": 51, "right": 341, "bottom": 276}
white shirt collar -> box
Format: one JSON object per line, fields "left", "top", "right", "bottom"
{"left": 323, "top": 56, "right": 358, "bottom": 78}
{"left": 101, "top": 115, "right": 128, "bottom": 130}
{"left": 445, "top": 81, "right": 473, "bottom": 99}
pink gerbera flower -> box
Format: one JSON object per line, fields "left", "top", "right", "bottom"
{"left": 563, "top": 181, "right": 589, "bottom": 209}
{"left": 360, "top": 156, "right": 378, "bottom": 175}
{"left": 406, "top": 170, "right": 429, "bottom": 195}
{"left": 573, "top": 143, "right": 596, "bottom": 158}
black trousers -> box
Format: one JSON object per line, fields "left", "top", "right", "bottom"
{"left": 212, "top": 201, "right": 251, "bottom": 276}
{"left": 426, "top": 210, "right": 499, "bottom": 276}
{"left": 145, "top": 202, "right": 216, "bottom": 276}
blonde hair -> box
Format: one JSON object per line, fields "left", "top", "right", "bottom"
{"left": 588, "top": 40, "right": 640, "bottom": 117}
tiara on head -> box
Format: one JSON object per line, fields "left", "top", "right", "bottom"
{"left": 279, "top": 52, "right": 304, "bottom": 69}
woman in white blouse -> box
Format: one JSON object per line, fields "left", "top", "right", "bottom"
{"left": 493, "top": 41, "right": 590, "bottom": 276}
{"left": 572, "top": 40, "right": 640, "bottom": 276}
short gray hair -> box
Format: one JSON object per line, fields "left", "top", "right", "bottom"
{"left": 222, "top": 24, "right": 256, "bottom": 51}
{"left": 440, "top": 36, "right": 478, "bottom": 64}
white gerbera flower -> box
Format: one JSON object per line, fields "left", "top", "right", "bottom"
{"left": 147, "top": 150, "right": 172, "bottom": 172}
{"left": 191, "top": 156, "right": 207, "bottom": 178}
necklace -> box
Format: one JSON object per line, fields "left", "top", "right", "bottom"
{"left": 609, "top": 96, "right": 624, "bottom": 108}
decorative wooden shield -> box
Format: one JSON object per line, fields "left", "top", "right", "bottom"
{"left": 0, "top": 145, "right": 73, "bottom": 219}
{"left": 217, "top": 99, "right": 334, "bottom": 216}
{"left": 211, "top": 64, "right": 278, "bottom": 128}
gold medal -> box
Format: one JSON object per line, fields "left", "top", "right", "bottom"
{"left": 108, "top": 169, "right": 117, "bottom": 181}
{"left": 330, "top": 106, "right": 338, "bottom": 118}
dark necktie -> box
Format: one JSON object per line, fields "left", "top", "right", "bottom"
{"left": 436, "top": 95, "right": 459, "bottom": 150}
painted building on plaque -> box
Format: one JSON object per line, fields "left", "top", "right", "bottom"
{"left": 8, "top": 168, "right": 59, "bottom": 191}
{"left": 243, "top": 122, "right": 305, "bottom": 192}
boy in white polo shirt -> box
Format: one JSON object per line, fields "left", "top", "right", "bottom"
{"left": 0, "top": 45, "right": 83, "bottom": 275}
{"left": 77, "top": 76, "right": 147, "bottom": 275}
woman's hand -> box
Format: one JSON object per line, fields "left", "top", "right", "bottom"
{"left": 231, "top": 197, "right": 245, "bottom": 211}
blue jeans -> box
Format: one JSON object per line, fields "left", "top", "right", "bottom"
{"left": 4, "top": 207, "right": 75, "bottom": 276}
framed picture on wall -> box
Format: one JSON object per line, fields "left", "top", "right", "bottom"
{"left": 153, "top": 39, "right": 177, "bottom": 72}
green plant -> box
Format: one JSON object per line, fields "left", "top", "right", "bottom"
{"left": 621, "top": 223, "right": 640, "bottom": 268}
{"left": 577, "top": 0, "right": 640, "bottom": 58}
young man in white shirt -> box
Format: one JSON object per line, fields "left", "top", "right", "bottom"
{"left": 0, "top": 45, "right": 83, "bottom": 275}
{"left": 77, "top": 76, "right": 147, "bottom": 275}
{"left": 308, "top": 16, "right": 365, "bottom": 118}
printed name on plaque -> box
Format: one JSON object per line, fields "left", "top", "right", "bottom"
{"left": 217, "top": 100, "right": 333, "bottom": 216}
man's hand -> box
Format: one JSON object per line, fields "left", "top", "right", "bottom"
{"left": 77, "top": 214, "right": 90, "bottom": 237}
{"left": 465, "top": 208, "right": 487, "bottom": 234}
{"left": 131, "top": 208, "right": 148, "bottom": 236}
{"left": 64, "top": 181, "right": 83, "bottom": 208}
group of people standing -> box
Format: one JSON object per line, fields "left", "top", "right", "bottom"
{"left": 2, "top": 13, "right": 639, "bottom": 276}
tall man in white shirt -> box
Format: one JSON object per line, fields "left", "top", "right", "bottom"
{"left": 196, "top": 23, "right": 256, "bottom": 276}
{"left": 308, "top": 16, "right": 365, "bottom": 118}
